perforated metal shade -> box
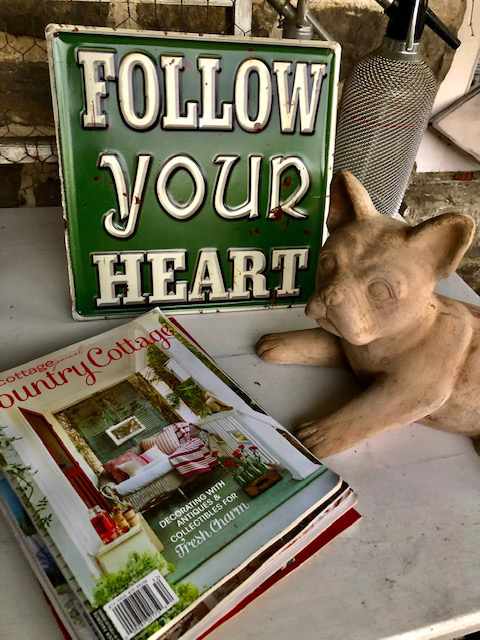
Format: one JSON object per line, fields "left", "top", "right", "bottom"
{"left": 333, "top": 48, "right": 438, "bottom": 216}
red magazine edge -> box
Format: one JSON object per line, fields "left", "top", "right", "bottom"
{"left": 43, "top": 592, "right": 72, "bottom": 640}
{"left": 198, "top": 508, "right": 361, "bottom": 639}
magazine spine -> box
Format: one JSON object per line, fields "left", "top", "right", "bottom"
{"left": 0, "top": 470, "right": 103, "bottom": 640}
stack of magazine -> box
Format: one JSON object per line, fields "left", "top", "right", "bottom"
{"left": 0, "top": 309, "right": 359, "bottom": 640}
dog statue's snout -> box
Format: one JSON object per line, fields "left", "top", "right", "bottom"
{"left": 305, "top": 296, "right": 322, "bottom": 318}
{"left": 306, "top": 286, "right": 344, "bottom": 319}
{"left": 322, "top": 286, "right": 344, "bottom": 307}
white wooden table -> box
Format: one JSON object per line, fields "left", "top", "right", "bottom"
{"left": 1, "top": 206, "right": 480, "bottom": 640}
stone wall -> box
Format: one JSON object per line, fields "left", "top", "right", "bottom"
{"left": 0, "top": 0, "right": 236, "bottom": 206}
{"left": 0, "top": 1, "right": 234, "bottom": 140}
{"left": 404, "top": 171, "right": 480, "bottom": 292}
{"left": 253, "top": 0, "right": 466, "bottom": 81}
{"left": 0, "top": 0, "right": 466, "bottom": 141}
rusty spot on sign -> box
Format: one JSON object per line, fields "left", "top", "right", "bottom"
{"left": 269, "top": 207, "right": 285, "bottom": 221}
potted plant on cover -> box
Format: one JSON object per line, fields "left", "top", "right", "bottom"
{"left": 216, "top": 445, "right": 282, "bottom": 497}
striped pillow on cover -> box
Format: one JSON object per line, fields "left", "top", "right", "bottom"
{"left": 139, "top": 423, "right": 183, "bottom": 455}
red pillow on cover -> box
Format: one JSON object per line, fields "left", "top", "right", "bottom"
{"left": 104, "top": 450, "right": 147, "bottom": 484}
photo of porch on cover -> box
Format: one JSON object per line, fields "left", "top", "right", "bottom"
{"left": 0, "top": 310, "right": 339, "bottom": 638}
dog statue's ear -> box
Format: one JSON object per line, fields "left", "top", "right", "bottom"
{"left": 327, "top": 171, "right": 378, "bottom": 233}
{"left": 407, "top": 213, "right": 475, "bottom": 278}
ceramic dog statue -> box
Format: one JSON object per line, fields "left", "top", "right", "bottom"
{"left": 256, "top": 171, "right": 480, "bottom": 458}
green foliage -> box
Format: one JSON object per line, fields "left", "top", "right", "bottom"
{"left": 93, "top": 552, "right": 173, "bottom": 607}
{"left": 1, "top": 442, "right": 53, "bottom": 532}
{"left": 146, "top": 345, "right": 169, "bottom": 379}
{"left": 158, "top": 318, "right": 267, "bottom": 415}
{"left": 166, "top": 390, "right": 180, "bottom": 409}
{"left": 167, "top": 378, "right": 210, "bottom": 417}
{"left": 0, "top": 426, "right": 21, "bottom": 452}
{"left": 146, "top": 343, "right": 211, "bottom": 417}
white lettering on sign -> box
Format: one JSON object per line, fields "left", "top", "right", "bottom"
{"left": 78, "top": 50, "right": 116, "bottom": 128}
{"left": 214, "top": 155, "right": 262, "bottom": 220}
{"left": 273, "top": 62, "right": 326, "bottom": 134}
{"left": 268, "top": 156, "right": 310, "bottom": 219}
{"left": 229, "top": 249, "right": 270, "bottom": 300}
{"left": 78, "top": 50, "right": 326, "bottom": 134}
{"left": 160, "top": 55, "right": 199, "bottom": 130}
{"left": 198, "top": 57, "right": 233, "bottom": 130}
{"left": 188, "top": 250, "right": 229, "bottom": 302}
{"left": 272, "top": 248, "right": 309, "bottom": 296}
{"left": 234, "top": 59, "right": 272, "bottom": 133}
{"left": 146, "top": 250, "right": 188, "bottom": 303}
{"left": 74, "top": 46, "right": 330, "bottom": 309}
{"left": 91, "top": 248, "right": 309, "bottom": 307}
{"left": 100, "top": 153, "right": 151, "bottom": 238}
{"left": 118, "top": 53, "right": 160, "bottom": 129}
{"left": 156, "top": 155, "right": 206, "bottom": 220}
{"left": 99, "top": 153, "right": 310, "bottom": 237}
{"left": 92, "top": 253, "right": 146, "bottom": 306}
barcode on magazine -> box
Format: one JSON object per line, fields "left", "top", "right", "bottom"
{"left": 104, "top": 570, "right": 178, "bottom": 640}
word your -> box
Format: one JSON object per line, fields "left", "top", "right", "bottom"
{"left": 100, "top": 153, "right": 310, "bottom": 239}
{"left": 93, "top": 247, "right": 309, "bottom": 307}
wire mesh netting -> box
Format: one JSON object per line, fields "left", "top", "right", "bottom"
{"left": 0, "top": 0, "right": 254, "bottom": 174}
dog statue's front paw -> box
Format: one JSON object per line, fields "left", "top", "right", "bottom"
{"left": 255, "top": 333, "right": 294, "bottom": 363}
{"left": 295, "top": 420, "right": 352, "bottom": 458}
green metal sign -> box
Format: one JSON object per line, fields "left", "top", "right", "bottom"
{"left": 47, "top": 25, "right": 340, "bottom": 319}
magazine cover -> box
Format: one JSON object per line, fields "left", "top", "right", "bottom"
{"left": 0, "top": 309, "right": 341, "bottom": 640}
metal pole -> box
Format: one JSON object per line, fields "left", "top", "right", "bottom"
{"left": 305, "top": 10, "right": 333, "bottom": 40}
{"left": 266, "top": 0, "right": 332, "bottom": 40}
{"left": 374, "top": 0, "right": 460, "bottom": 49}
{"left": 297, "top": 0, "right": 308, "bottom": 25}
{"left": 264, "top": 0, "right": 459, "bottom": 47}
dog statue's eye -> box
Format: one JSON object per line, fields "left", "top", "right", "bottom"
{"left": 318, "top": 254, "right": 336, "bottom": 275}
{"left": 368, "top": 280, "right": 392, "bottom": 301}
